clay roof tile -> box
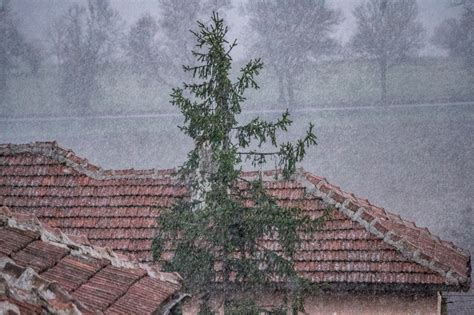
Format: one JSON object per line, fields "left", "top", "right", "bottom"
{"left": 0, "top": 206, "right": 182, "bottom": 314}
{"left": 0, "top": 142, "right": 470, "bottom": 292}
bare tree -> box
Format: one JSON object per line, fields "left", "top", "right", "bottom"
{"left": 47, "top": 18, "right": 67, "bottom": 66}
{"left": 157, "top": 0, "right": 231, "bottom": 83}
{"left": 0, "top": 0, "right": 41, "bottom": 102}
{"left": 1, "top": 0, "right": 21, "bottom": 100}
{"left": 127, "top": 14, "right": 167, "bottom": 86}
{"left": 60, "top": 0, "right": 123, "bottom": 113}
{"left": 448, "top": 0, "right": 474, "bottom": 7}
{"left": 351, "top": 0, "right": 425, "bottom": 104}
{"left": 432, "top": 1, "right": 473, "bottom": 76}
{"left": 247, "top": 0, "right": 341, "bottom": 105}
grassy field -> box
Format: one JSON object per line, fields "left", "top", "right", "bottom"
{"left": 1, "top": 56, "right": 473, "bottom": 118}
{"left": 247, "top": 56, "right": 474, "bottom": 107}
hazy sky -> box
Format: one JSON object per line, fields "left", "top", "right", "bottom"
{"left": 11, "top": 0, "right": 463, "bottom": 56}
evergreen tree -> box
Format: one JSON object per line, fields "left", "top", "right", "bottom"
{"left": 153, "top": 13, "right": 324, "bottom": 313}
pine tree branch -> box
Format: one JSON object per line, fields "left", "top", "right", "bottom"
{"left": 238, "top": 151, "right": 281, "bottom": 156}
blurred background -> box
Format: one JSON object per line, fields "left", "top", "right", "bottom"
{"left": 0, "top": 0, "right": 473, "bottom": 312}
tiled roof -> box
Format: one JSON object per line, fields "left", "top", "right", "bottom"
{"left": 0, "top": 142, "right": 471, "bottom": 291}
{"left": 0, "top": 206, "right": 183, "bottom": 314}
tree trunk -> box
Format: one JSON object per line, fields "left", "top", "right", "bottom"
{"left": 287, "top": 72, "right": 295, "bottom": 105}
{"left": 275, "top": 66, "right": 286, "bottom": 104}
{"left": 79, "top": 62, "right": 99, "bottom": 115}
{"left": 380, "top": 61, "right": 387, "bottom": 105}
{"left": 0, "top": 66, "right": 7, "bottom": 105}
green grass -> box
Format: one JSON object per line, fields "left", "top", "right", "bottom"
{"left": 2, "top": 56, "right": 473, "bottom": 118}
{"left": 3, "top": 102, "right": 471, "bottom": 142}
{"left": 243, "top": 57, "right": 473, "bottom": 108}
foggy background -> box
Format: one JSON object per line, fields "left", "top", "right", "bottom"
{"left": 1, "top": 0, "right": 473, "bottom": 313}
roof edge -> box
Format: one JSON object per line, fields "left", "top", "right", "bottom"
{"left": 0, "top": 142, "right": 176, "bottom": 180}
{"left": 293, "top": 169, "right": 471, "bottom": 291}
{"left": 0, "top": 206, "right": 182, "bottom": 286}
{"left": 1, "top": 256, "right": 88, "bottom": 314}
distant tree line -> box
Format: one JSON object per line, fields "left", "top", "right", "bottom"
{"left": 127, "top": 0, "right": 231, "bottom": 87}
{"left": 41, "top": 0, "right": 231, "bottom": 113}
{"left": 351, "top": 0, "right": 425, "bottom": 104}
{"left": 2, "top": 0, "right": 473, "bottom": 113}
{"left": 0, "top": 0, "right": 42, "bottom": 104}
{"left": 432, "top": 0, "right": 473, "bottom": 76}
{"left": 57, "top": 0, "right": 122, "bottom": 113}
{"left": 246, "top": 0, "right": 342, "bottom": 105}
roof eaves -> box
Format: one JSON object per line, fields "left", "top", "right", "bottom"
{"left": 293, "top": 169, "right": 471, "bottom": 290}
{"left": 0, "top": 206, "right": 182, "bottom": 286}
{"left": 0, "top": 255, "right": 87, "bottom": 314}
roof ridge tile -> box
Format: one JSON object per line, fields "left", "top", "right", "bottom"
{"left": 0, "top": 142, "right": 177, "bottom": 181}
{"left": 0, "top": 256, "right": 87, "bottom": 313}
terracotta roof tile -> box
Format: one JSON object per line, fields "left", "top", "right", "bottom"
{"left": 105, "top": 275, "right": 179, "bottom": 314}
{"left": 41, "top": 255, "right": 110, "bottom": 292}
{"left": 0, "top": 226, "right": 39, "bottom": 255}
{"left": 0, "top": 295, "right": 44, "bottom": 314}
{"left": 11, "top": 239, "right": 70, "bottom": 272}
{"left": 298, "top": 169, "right": 471, "bottom": 289}
{"left": 0, "top": 206, "right": 182, "bottom": 314}
{"left": 0, "top": 142, "right": 471, "bottom": 292}
{"left": 72, "top": 265, "right": 146, "bottom": 311}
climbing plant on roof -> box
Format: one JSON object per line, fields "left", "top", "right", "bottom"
{"left": 153, "top": 12, "right": 325, "bottom": 314}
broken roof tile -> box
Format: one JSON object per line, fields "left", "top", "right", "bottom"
{"left": 0, "top": 206, "right": 182, "bottom": 314}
